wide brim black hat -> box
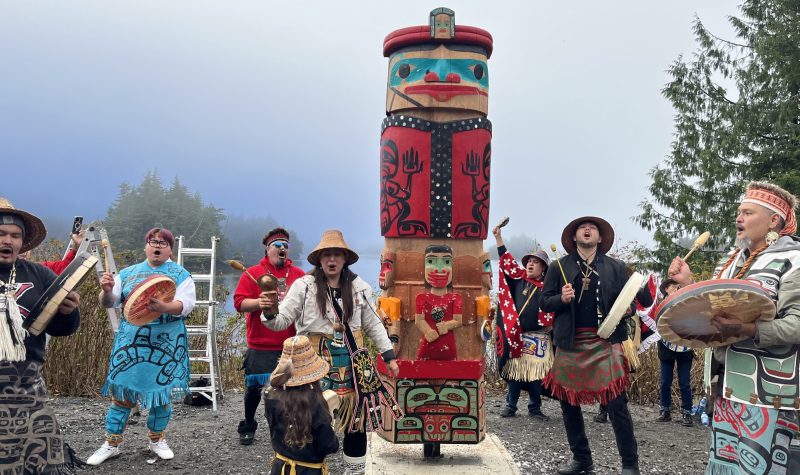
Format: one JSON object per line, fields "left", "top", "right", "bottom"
{"left": 560, "top": 216, "right": 614, "bottom": 255}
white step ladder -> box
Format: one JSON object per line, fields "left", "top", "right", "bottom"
{"left": 177, "top": 235, "right": 222, "bottom": 411}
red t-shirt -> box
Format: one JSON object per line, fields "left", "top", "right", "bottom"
{"left": 415, "top": 292, "right": 462, "bottom": 360}
{"left": 233, "top": 257, "right": 304, "bottom": 351}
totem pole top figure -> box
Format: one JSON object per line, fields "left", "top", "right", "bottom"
{"left": 383, "top": 8, "right": 493, "bottom": 116}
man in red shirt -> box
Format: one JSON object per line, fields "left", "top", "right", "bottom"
{"left": 20, "top": 230, "right": 85, "bottom": 275}
{"left": 233, "top": 227, "right": 305, "bottom": 445}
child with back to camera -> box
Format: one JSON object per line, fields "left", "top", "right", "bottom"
{"left": 265, "top": 335, "right": 339, "bottom": 474}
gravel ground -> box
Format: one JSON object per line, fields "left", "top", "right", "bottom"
{"left": 53, "top": 390, "right": 711, "bottom": 474}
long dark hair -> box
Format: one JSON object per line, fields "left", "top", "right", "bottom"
{"left": 310, "top": 266, "right": 357, "bottom": 323}
{"left": 268, "top": 384, "right": 328, "bottom": 448}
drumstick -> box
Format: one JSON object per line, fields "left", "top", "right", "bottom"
{"left": 683, "top": 231, "right": 711, "bottom": 261}
{"left": 550, "top": 244, "right": 569, "bottom": 285}
{"left": 227, "top": 260, "right": 260, "bottom": 285}
{"left": 101, "top": 239, "right": 110, "bottom": 274}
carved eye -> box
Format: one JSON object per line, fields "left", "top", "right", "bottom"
{"left": 473, "top": 64, "right": 484, "bottom": 80}
{"left": 398, "top": 64, "right": 411, "bottom": 79}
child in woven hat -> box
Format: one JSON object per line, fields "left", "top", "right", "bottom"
{"left": 265, "top": 335, "right": 339, "bottom": 474}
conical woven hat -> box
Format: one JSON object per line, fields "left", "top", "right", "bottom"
{"left": 307, "top": 229, "right": 359, "bottom": 266}
{"left": 0, "top": 197, "right": 47, "bottom": 253}
{"left": 270, "top": 335, "right": 330, "bottom": 387}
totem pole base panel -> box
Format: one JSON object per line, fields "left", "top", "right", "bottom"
{"left": 366, "top": 432, "right": 520, "bottom": 475}
{"left": 376, "top": 359, "right": 485, "bottom": 445}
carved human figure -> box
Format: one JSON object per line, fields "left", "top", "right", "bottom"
{"left": 479, "top": 251, "right": 492, "bottom": 291}
{"left": 379, "top": 250, "right": 396, "bottom": 290}
{"left": 415, "top": 245, "right": 463, "bottom": 360}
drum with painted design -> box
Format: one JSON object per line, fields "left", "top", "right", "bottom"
{"left": 656, "top": 279, "right": 775, "bottom": 349}
{"left": 123, "top": 275, "right": 176, "bottom": 325}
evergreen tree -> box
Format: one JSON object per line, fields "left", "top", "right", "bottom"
{"left": 636, "top": 1, "right": 800, "bottom": 268}
{"left": 105, "top": 171, "right": 226, "bottom": 259}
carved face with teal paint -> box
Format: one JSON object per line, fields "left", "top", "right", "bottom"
{"left": 386, "top": 44, "right": 489, "bottom": 114}
{"left": 424, "top": 245, "right": 453, "bottom": 289}
{"left": 480, "top": 251, "right": 492, "bottom": 290}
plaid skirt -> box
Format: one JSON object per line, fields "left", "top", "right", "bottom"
{"left": 543, "top": 330, "right": 629, "bottom": 405}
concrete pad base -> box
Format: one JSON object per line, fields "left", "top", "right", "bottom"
{"left": 366, "top": 433, "right": 520, "bottom": 474}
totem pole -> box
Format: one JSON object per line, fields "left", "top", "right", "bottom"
{"left": 376, "top": 8, "right": 493, "bottom": 455}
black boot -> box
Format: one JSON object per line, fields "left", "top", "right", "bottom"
{"left": 237, "top": 420, "right": 257, "bottom": 446}
{"left": 680, "top": 410, "right": 693, "bottom": 427}
{"left": 655, "top": 410, "right": 671, "bottom": 422}
{"left": 500, "top": 407, "right": 516, "bottom": 417}
{"left": 557, "top": 458, "right": 594, "bottom": 475}
{"left": 621, "top": 466, "right": 641, "bottom": 475}
{"left": 592, "top": 406, "right": 607, "bottom": 423}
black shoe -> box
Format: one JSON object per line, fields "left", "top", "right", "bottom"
{"left": 593, "top": 409, "right": 607, "bottom": 423}
{"left": 556, "top": 458, "right": 594, "bottom": 475}
{"left": 621, "top": 466, "right": 641, "bottom": 475}
{"left": 528, "top": 411, "right": 550, "bottom": 421}
{"left": 680, "top": 411, "right": 694, "bottom": 427}
{"left": 655, "top": 410, "right": 671, "bottom": 422}
{"left": 237, "top": 420, "right": 257, "bottom": 446}
{"left": 500, "top": 407, "right": 517, "bottom": 417}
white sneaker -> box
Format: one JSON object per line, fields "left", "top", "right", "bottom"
{"left": 149, "top": 439, "right": 174, "bottom": 460}
{"left": 86, "top": 442, "right": 120, "bottom": 465}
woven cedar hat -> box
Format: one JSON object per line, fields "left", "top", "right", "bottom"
{"left": 307, "top": 229, "right": 359, "bottom": 266}
{"left": 561, "top": 216, "right": 615, "bottom": 255}
{"left": 0, "top": 197, "right": 47, "bottom": 253}
{"left": 270, "top": 335, "right": 330, "bottom": 388}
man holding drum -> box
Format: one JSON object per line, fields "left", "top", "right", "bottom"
{"left": 541, "top": 217, "right": 640, "bottom": 475}
{"left": 88, "top": 227, "right": 196, "bottom": 465}
{"left": 668, "top": 181, "right": 800, "bottom": 475}
{"left": 232, "top": 227, "right": 304, "bottom": 445}
{"left": 0, "top": 199, "right": 83, "bottom": 473}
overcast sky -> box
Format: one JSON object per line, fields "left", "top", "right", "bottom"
{"left": 1, "top": 1, "right": 737, "bottom": 256}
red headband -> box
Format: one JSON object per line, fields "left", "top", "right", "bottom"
{"left": 742, "top": 188, "right": 797, "bottom": 236}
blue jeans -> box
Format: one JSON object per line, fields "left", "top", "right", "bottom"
{"left": 659, "top": 354, "right": 693, "bottom": 411}
{"left": 505, "top": 379, "right": 542, "bottom": 413}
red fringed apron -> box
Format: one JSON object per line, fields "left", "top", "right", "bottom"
{"left": 543, "top": 329, "right": 629, "bottom": 405}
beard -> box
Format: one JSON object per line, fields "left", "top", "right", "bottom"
{"left": 735, "top": 237, "right": 752, "bottom": 250}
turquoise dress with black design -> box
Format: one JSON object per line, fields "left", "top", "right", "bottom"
{"left": 102, "top": 260, "right": 193, "bottom": 409}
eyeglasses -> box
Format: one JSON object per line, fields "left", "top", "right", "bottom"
{"left": 271, "top": 241, "right": 290, "bottom": 249}
{"left": 147, "top": 239, "right": 170, "bottom": 248}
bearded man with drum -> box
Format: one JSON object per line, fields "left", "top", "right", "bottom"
{"left": 88, "top": 227, "right": 196, "bottom": 465}
{"left": 668, "top": 182, "right": 800, "bottom": 475}
{"left": 0, "top": 199, "right": 83, "bottom": 473}
{"left": 541, "top": 216, "right": 640, "bottom": 475}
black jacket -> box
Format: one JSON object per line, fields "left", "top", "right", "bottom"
{"left": 265, "top": 392, "right": 339, "bottom": 467}
{"left": 541, "top": 252, "right": 634, "bottom": 350}
{"left": 0, "top": 260, "right": 80, "bottom": 364}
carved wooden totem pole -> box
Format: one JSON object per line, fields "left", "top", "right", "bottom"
{"left": 376, "top": 8, "right": 493, "bottom": 456}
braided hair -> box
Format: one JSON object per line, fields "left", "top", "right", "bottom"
{"left": 714, "top": 243, "right": 771, "bottom": 279}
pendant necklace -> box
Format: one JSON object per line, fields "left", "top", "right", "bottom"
{"left": 327, "top": 286, "right": 346, "bottom": 347}
{"left": 576, "top": 251, "right": 597, "bottom": 303}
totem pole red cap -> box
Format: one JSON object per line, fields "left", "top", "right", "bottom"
{"left": 383, "top": 25, "right": 494, "bottom": 58}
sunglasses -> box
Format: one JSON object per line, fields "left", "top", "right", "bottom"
{"left": 271, "top": 241, "right": 290, "bottom": 250}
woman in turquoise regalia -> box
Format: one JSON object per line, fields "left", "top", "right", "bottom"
{"left": 87, "top": 227, "right": 196, "bottom": 466}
